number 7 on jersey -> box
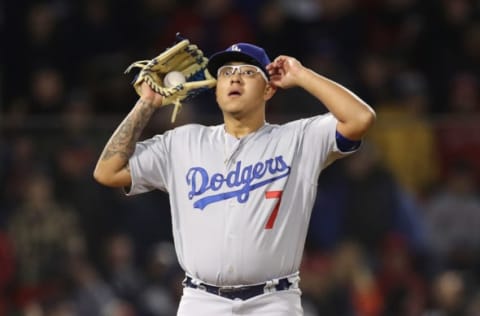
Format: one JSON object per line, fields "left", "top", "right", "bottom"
{"left": 264, "top": 191, "right": 283, "bottom": 229}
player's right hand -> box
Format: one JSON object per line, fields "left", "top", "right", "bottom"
{"left": 139, "top": 82, "right": 164, "bottom": 108}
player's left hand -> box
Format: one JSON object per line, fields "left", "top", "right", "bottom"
{"left": 266, "top": 55, "right": 305, "bottom": 89}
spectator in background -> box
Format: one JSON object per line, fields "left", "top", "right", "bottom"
{"left": 368, "top": 70, "right": 439, "bottom": 198}
{"left": 362, "top": 0, "right": 425, "bottom": 59}
{"left": 68, "top": 258, "right": 124, "bottom": 316}
{"left": 435, "top": 71, "right": 480, "bottom": 184}
{"left": 4, "top": 2, "right": 67, "bottom": 106}
{"left": 309, "top": 141, "right": 427, "bottom": 257}
{"left": 447, "top": 71, "right": 479, "bottom": 114}
{"left": 139, "top": 241, "right": 182, "bottom": 316}
{"left": 354, "top": 53, "right": 395, "bottom": 107}
{"left": 414, "top": 0, "right": 478, "bottom": 112}
{"left": 67, "top": 0, "right": 135, "bottom": 114}
{"left": 299, "top": 0, "right": 367, "bottom": 70}
{"left": 1, "top": 135, "right": 37, "bottom": 217}
{"left": 7, "top": 169, "right": 86, "bottom": 311}
{"left": 423, "top": 270, "right": 468, "bottom": 316}
{"left": 255, "top": 0, "right": 290, "bottom": 52}
{"left": 52, "top": 91, "right": 116, "bottom": 265}
{"left": 102, "top": 233, "right": 145, "bottom": 308}
{"left": 60, "top": 90, "right": 96, "bottom": 141}
{"left": 377, "top": 233, "right": 427, "bottom": 316}
{"left": 301, "top": 241, "right": 384, "bottom": 316}
{"left": 86, "top": 0, "right": 123, "bottom": 51}
{"left": 24, "top": 3, "right": 65, "bottom": 65}
{"left": 424, "top": 160, "right": 480, "bottom": 273}
{"left": 29, "top": 66, "right": 66, "bottom": 115}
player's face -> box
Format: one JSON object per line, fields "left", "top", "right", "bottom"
{"left": 215, "top": 62, "right": 275, "bottom": 117}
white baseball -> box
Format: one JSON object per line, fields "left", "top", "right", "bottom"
{"left": 164, "top": 71, "right": 186, "bottom": 88}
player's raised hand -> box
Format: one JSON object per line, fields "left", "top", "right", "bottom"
{"left": 139, "top": 82, "right": 165, "bottom": 108}
{"left": 266, "top": 55, "right": 305, "bottom": 89}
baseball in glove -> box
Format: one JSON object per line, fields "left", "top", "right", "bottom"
{"left": 125, "top": 33, "right": 217, "bottom": 122}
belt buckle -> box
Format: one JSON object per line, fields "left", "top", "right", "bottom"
{"left": 218, "top": 285, "right": 241, "bottom": 296}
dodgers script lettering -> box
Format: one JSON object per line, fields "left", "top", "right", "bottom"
{"left": 186, "top": 155, "right": 291, "bottom": 209}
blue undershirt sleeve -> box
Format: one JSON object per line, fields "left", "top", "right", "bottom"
{"left": 335, "top": 130, "right": 361, "bottom": 152}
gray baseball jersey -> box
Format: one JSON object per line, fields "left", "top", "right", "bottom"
{"left": 127, "top": 113, "right": 356, "bottom": 286}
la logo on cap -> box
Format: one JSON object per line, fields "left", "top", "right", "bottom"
{"left": 230, "top": 45, "right": 241, "bottom": 51}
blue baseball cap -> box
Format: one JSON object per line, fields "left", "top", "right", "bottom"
{"left": 207, "top": 43, "right": 271, "bottom": 79}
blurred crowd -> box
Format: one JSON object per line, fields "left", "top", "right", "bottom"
{"left": 1, "top": 0, "right": 480, "bottom": 315}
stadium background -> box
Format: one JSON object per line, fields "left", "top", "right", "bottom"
{"left": 1, "top": 0, "right": 480, "bottom": 315}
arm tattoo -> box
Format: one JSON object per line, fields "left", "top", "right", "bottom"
{"left": 100, "top": 99, "right": 156, "bottom": 161}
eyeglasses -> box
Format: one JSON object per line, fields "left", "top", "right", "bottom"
{"left": 217, "top": 64, "right": 268, "bottom": 82}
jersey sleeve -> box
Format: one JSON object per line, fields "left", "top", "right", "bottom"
{"left": 126, "top": 133, "right": 171, "bottom": 196}
{"left": 302, "top": 113, "right": 360, "bottom": 170}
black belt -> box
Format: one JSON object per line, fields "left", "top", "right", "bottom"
{"left": 183, "top": 276, "right": 293, "bottom": 300}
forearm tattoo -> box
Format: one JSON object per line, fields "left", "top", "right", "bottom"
{"left": 100, "top": 100, "right": 156, "bottom": 161}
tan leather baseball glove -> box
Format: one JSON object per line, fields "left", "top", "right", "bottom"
{"left": 125, "top": 34, "right": 216, "bottom": 122}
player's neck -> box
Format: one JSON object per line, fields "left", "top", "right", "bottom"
{"left": 223, "top": 115, "right": 266, "bottom": 139}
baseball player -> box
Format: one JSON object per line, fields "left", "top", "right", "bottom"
{"left": 94, "top": 43, "right": 376, "bottom": 315}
